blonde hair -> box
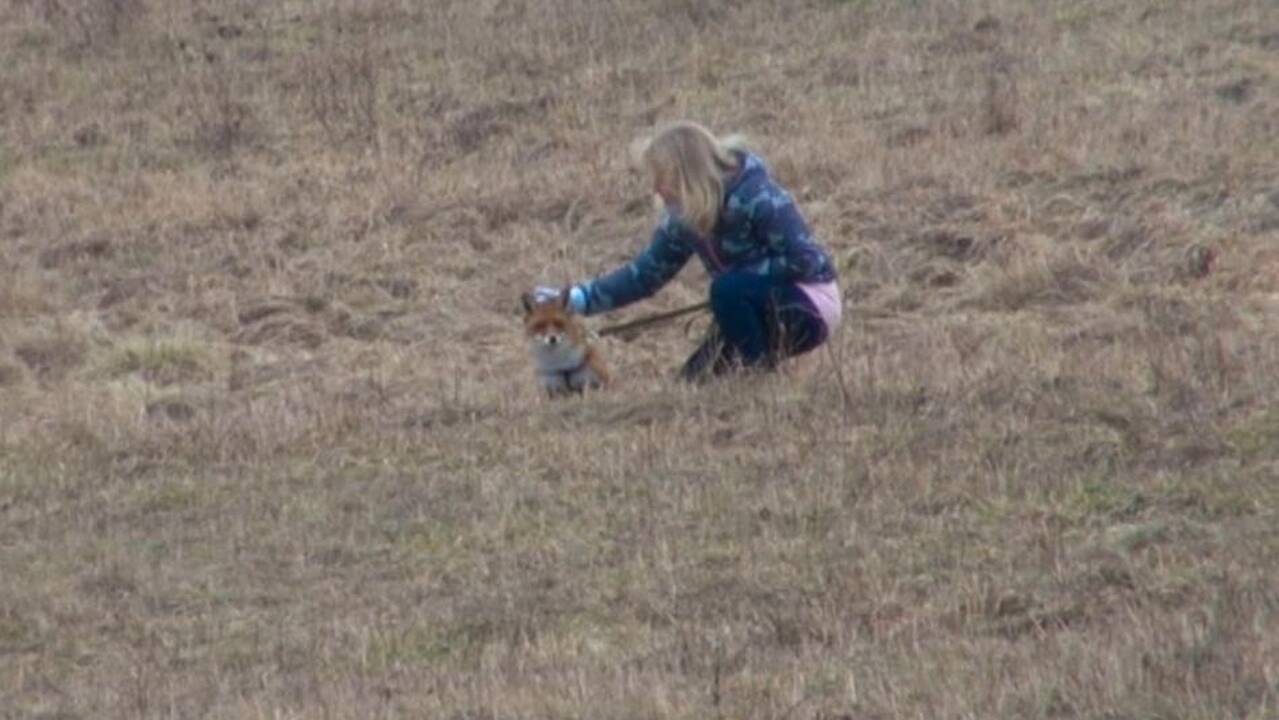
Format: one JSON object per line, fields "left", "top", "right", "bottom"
{"left": 631, "top": 121, "right": 747, "bottom": 237}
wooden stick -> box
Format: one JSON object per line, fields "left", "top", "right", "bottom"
{"left": 595, "top": 301, "right": 710, "bottom": 338}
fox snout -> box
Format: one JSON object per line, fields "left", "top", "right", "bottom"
{"left": 527, "top": 323, "right": 569, "bottom": 346}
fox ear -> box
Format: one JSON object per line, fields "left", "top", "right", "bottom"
{"left": 520, "top": 292, "right": 536, "bottom": 314}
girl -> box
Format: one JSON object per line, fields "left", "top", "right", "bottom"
{"left": 546, "top": 121, "right": 841, "bottom": 381}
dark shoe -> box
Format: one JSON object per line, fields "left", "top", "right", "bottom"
{"left": 678, "top": 326, "right": 738, "bottom": 383}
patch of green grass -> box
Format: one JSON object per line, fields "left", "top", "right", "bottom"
{"left": 35, "top": 143, "right": 126, "bottom": 179}
{"left": 100, "top": 337, "right": 217, "bottom": 386}
{"left": 135, "top": 477, "right": 203, "bottom": 516}
{"left": 1063, "top": 477, "right": 1146, "bottom": 524}
{"left": 0, "top": 460, "right": 40, "bottom": 508}
{"left": 0, "top": 357, "right": 26, "bottom": 387}
{"left": 1153, "top": 471, "right": 1268, "bottom": 520}
{"left": 12, "top": 326, "right": 90, "bottom": 382}
{"left": 364, "top": 623, "right": 477, "bottom": 670}
{"left": 0, "top": 143, "right": 15, "bottom": 184}
{"left": 1227, "top": 407, "right": 1279, "bottom": 462}
{"left": 16, "top": 27, "right": 55, "bottom": 53}
{"left": 0, "top": 612, "right": 41, "bottom": 655}
{"left": 1101, "top": 520, "right": 1172, "bottom": 554}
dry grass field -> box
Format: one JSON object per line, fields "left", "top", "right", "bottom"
{"left": 3, "top": 0, "right": 1279, "bottom": 717}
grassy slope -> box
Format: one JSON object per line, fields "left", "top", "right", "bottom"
{"left": 2, "top": 0, "right": 1278, "bottom": 717}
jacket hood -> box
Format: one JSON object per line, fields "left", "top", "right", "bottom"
{"left": 724, "top": 150, "right": 767, "bottom": 198}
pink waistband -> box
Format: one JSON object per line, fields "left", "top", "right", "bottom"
{"left": 796, "top": 280, "right": 842, "bottom": 331}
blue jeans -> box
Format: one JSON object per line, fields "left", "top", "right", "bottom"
{"left": 680, "top": 271, "right": 827, "bottom": 381}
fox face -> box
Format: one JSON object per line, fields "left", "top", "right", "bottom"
{"left": 521, "top": 292, "right": 585, "bottom": 348}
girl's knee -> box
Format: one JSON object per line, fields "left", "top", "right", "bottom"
{"left": 709, "top": 272, "right": 739, "bottom": 302}
{"left": 709, "top": 271, "right": 765, "bottom": 310}
{"left": 709, "top": 273, "right": 741, "bottom": 316}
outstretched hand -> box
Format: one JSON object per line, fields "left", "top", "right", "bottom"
{"left": 527, "top": 284, "right": 586, "bottom": 314}
{"left": 530, "top": 285, "right": 563, "bottom": 304}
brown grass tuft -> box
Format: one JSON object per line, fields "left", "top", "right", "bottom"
{"left": 11, "top": 325, "right": 90, "bottom": 382}
{"left": 0, "top": 357, "right": 27, "bottom": 387}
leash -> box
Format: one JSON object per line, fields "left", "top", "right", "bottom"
{"left": 595, "top": 301, "right": 710, "bottom": 339}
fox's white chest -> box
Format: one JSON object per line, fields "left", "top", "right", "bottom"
{"left": 530, "top": 336, "right": 583, "bottom": 371}
{"left": 529, "top": 341, "right": 599, "bottom": 393}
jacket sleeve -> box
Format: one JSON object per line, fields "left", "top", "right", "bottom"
{"left": 578, "top": 214, "right": 694, "bottom": 315}
{"left": 748, "top": 186, "right": 835, "bottom": 284}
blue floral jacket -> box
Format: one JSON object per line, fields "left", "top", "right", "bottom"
{"left": 575, "top": 150, "right": 836, "bottom": 315}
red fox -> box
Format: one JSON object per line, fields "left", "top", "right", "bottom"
{"left": 521, "top": 290, "right": 610, "bottom": 396}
